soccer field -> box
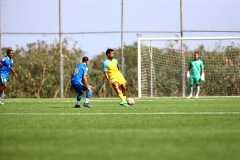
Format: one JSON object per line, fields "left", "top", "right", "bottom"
{"left": 1, "top": 98, "right": 240, "bottom": 160}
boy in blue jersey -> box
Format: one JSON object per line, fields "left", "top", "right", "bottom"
{"left": 103, "top": 49, "right": 129, "bottom": 107}
{"left": 71, "top": 56, "right": 93, "bottom": 108}
{"left": 187, "top": 52, "right": 205, "bottom": 98}
{"left": 0, "top": 49, "right": 18, "bottom": 104}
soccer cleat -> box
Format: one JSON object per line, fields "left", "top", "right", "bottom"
{"left": 119, "top": 100, "right": 125, "bottom": 105}
{"left": 187, "top": 95, "right": 192, "bottom": 98}
{"left": 74, "top": 104, "right": 81, "bottom": 108}
{"left": 122, "top": 103, "right": 129, "bottom": 107}
{"left": 0, "top": 101, "right": 4, "bottom": 105}
{"left": 120, "top": 100, "right": 129, "bottom": 107}
{"left": 83, "top": 103, "right": 92, "bottom": 108}
{"left": 195, "top": 95, "right": 199, "bottom": 98}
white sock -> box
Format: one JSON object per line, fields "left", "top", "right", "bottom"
{"left": 190, "top": 87, "right": 193, "bottom": 96}
{"left": 196, "top": 86, "right": 200, "bottom": 96}
{"left": 76, "top": 101, "right": 80, "bottom": 105}
{"left": 85, "top": 98, "right": 89, "bottom": 103}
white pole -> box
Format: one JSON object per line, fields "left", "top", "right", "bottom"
{"left": 150, "top": 42, "right": 153, "bottom": 97}
{"left": 59, "top": 0, "right": 64, "bottom": 98}
{"left": 180, "top": 0, "right": 185, "bottom": 97}
{"left": 121, "top": 0, "right": 124, "bottom": 74}
{"left": 137, "top": 38, "right": 141, "bottom": 98}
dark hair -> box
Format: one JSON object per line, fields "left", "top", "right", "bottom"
{"left": 7, "top": 49, "right": 13, "bottom": 55}
{"left": 106, "top": 49, "right": 114, "bottom": 56}
{"left": 82, "top": 56, "right": 89, "bottom": 62}
{"left": 194, "top": 51, "right": 199, "bottom": 55}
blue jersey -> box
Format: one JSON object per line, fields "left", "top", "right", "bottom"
{"left": 0, "top": 56, "right": 14, "bottom": 76}
{"left": 71, "top": 63, "right": 88, "bottom": 84}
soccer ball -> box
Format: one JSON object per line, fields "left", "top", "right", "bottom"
{"left": 127, "top": 98, "right": 135, "bottom": 106}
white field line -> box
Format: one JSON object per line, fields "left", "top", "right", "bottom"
{"left": 1, "top": 112, "right": 240, "bottom": 116}
{"left": 2, "top": 96, "right": 240, "bottom": 102}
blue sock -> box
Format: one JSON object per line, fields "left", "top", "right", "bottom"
{"left": 86, "top": 88, "right": 94, "bottom": 99}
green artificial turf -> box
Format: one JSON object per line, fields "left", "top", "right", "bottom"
{"left": 0, "top": 97, "right": 240, "bottom": 160}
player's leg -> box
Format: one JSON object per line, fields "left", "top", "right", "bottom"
{"left": 112, "top": 82, "right": 123, "bottom": 99}
{"left": 83, "top": 85, "right": 94, "bottom": 108}
{"left": 72, "top": 82, "right": 84, "bottom": 108}
{"left": 120, "top": 83, "right": 127, "bottom": 100}
{"left": 195, "top": 79, "right": 201, "bottom": 98}
{"left": 75, "top": 91, "right": 84, "bottom": 108}
{"left": 112, "top": 82, "right": 128, "bottom": 107}
{"left": 0, "top": 84, "right": 6, "bottom": 105}
{"left": 195, "top": 85, "right": 200, "bottom": 98}
{"left": 119, "top": 75, "right": 129, "bottom": 107}
{"left": 0, "top": 76, "right": 8, "bottom": 105}
{"left": 119, "top": 83, "right": 129, "bottom": 107}
{"left": 110, "top": 73, "right": 129, "bottom": 107}
{"left": 118, "top": 74, "right": 129, "bottom": 106}
{"left": 187, "top": 77, "right": 194, "bottom": 98}
{"left": 187, "top": 85, "right": 193, "bottom": 98}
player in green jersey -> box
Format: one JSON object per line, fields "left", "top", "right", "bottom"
{"left": 187, "top": 52, "right": 205, "bottom": 98}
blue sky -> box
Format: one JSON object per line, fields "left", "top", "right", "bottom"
{"left": 1, "top": 0, "right": 240, "bottom": 58}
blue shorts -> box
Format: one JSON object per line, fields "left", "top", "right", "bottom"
{"left": 0, "top": 74, "right": 9, "bottom": 84}
{"left": 71, "top": 82, "right": 88, "bottom": 93}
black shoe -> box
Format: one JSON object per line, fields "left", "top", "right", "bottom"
{"left": 74, "top": 104, "right": 81, "bottom": 108}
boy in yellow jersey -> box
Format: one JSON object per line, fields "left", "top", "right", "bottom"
{"left": 103, "top": 49, "right": 129, "bottom": 107}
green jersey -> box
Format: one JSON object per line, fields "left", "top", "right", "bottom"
{"left": 189, "top": 59, "right": 204, "bottom": 78}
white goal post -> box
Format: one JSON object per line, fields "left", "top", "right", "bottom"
{"left": 137, "top": 36, "right": 240, "bottom": 98}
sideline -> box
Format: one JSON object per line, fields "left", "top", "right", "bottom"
{"left": 1, "top": 112, "right": 240, "bottom": 116}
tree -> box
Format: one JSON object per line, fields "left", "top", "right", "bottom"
{"left": 6, "top": 38, "right": 84, "bottom": 98}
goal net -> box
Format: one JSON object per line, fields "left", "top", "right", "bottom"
{"left": 137, "top": 37, "right": 240, "bottom": 98}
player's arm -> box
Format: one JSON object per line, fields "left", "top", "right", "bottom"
{"left": 70, "top": 68, "right": 77, "bottom": 91}
{"left": 0, "top": 59, "right": 4, "bottom": 68}
{"left": 187, "top": 67, "right": 191, "bottom": 78}
{"left": 83, "top": 74, "right": 92, "bottom": 91}
{"left": 104, "top": 72, "right": 111, "bottom": 84}
{"left": 70, "top": 73, "right": 74, "bottom": 91}
{"left": 117, "top": 60, "right": 121, "bottom": 72}
{"left": 201, "top": 68, "right": 205, "bottom": 81}
{"left": 103, "top": 61, "right": 111, "bottom": 84}
{"left": 11, "top": 68, "right": 18, "bottom": 78}
{"left": 200, "top": 61, "right": 205, "bottom": 81}
{"left": 187, "top": 59, "right": 193, "bottom": 78}
{"left": 117, "top": 66, "right": 122, "bottom": 73}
